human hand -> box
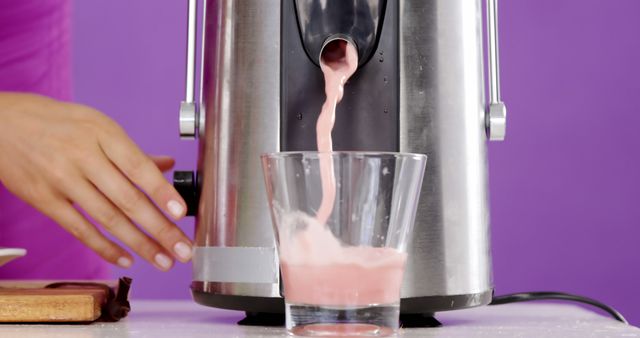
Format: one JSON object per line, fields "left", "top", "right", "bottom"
{"left": 0, "top": 93, "right": 193, "bottom": 271}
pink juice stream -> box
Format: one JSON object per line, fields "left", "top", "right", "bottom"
{"left": 314, "top": 40, "right": 358, "bottom": 225}
{"left": 279, "top": 40, "right": 407, "bottom": 307}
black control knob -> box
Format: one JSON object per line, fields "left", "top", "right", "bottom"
{"left": 173, "top": 171, "right": 198, "bottom": 216}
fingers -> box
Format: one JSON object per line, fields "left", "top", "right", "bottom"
{"left": 98, "top": 125, "right": 186, "bottom": 220}
{"left": 82, "top": 153, "right": 193, "bottom": 263}
{"left": 41, "top": 198, "right": 133, "bottom": 268}
{"left": 149, "top": 155, "right": 176, "bottom": 173}
{"left": 65, "top": 177, "right": 179, "bottom": 271}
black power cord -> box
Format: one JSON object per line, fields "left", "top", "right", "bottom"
{"left": 490, "top": 291, "right": 628, "bottom": 325}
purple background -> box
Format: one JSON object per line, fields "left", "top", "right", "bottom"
{"left": 71, "top": 0, "right": 640, "bottom": 325}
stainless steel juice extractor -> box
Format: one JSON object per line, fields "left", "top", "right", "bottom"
{"left": 173, "top": 0, "right": 507, "bottom": 323}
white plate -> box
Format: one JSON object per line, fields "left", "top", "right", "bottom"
{"left": 0, "top": 247, "right": 27, "bottom": 267}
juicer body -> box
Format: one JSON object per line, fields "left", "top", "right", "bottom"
{"left": 177, "top": 0, "right": 506, "bottom": 315}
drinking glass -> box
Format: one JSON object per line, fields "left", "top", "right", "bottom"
{"left": 261, "top": 151, "right": 427, "bottom": 337}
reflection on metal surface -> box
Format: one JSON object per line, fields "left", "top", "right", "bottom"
{"left": 193, "top": 0, "right": 281, "bottom": 299}
{"left": 399, "top": 0, "right": 492, "bottom": 298}
{"left": 196, "top": 0, "right": 280, "bottom": 249}
{"left": 193, "top": 281, "right": 280, "bottom": 298}
{"left": 192, "top": 247, "right": 278, "bottom": 284}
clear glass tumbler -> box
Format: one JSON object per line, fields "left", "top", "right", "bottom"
{"left": 261, "top": 152, "right": 427, "bottom": 337}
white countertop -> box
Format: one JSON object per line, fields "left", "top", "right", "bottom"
{"left": 0, "top": 300, "right": 637, "bottom": 337}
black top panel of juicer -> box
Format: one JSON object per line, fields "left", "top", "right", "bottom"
{"left": 281, "top": 0, "right": 399, "bottom": 152}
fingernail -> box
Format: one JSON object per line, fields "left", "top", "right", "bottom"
{"left": 174, "top": 241, "right": 193, "bottom": 261}
{"left": 154, "top": 253, "right": 173, "bottom": 271}
{"left": 117, "top": 257, "right": 132, "bottom": 268}
{"left": 167, "top": 200, "right": 185, "bottom": 219}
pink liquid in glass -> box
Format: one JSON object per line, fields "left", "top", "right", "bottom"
{"left": 279, "top": 212, "right": 407, "bottom": 306}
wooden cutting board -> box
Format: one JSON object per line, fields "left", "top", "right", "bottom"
{"left": 0, "top": 280, "right": 113, "bottom": 322}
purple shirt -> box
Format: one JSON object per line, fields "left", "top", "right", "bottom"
{"left": 0, "top": 0, "right": 109, "bottom": 279}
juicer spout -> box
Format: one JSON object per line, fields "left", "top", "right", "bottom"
{"left": 293, "top": 0, "right": 387, "bottom": 67}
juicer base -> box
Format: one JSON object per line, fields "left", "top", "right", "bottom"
{"left": 400, "top": 289, "right": 494, "bottom": 314}
{"left": 193, "top": 283, "right": 493, "bottom": 317}
{"left": 192, "top": 289, "right": 284, "bottom": 314}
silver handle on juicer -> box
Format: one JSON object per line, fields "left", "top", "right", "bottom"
{"left": 486, "top": 0, "right": 507, "bottom": 141}
{"left": 179, "top": 0, "right": 198, "bottom": 139}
